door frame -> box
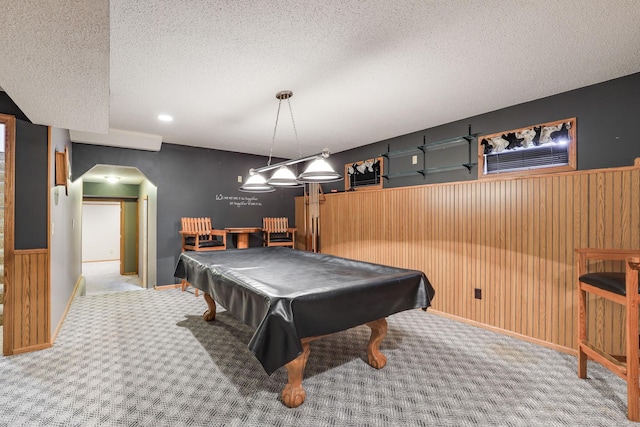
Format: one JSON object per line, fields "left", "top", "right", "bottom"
{"left": 1, "top": 113, "right": 16, "bottom": 356}
{"left": 120, "top": 199, "right": 139, "bottom": 275}
{"left": 140, "top": 196, "right": 148, "bottom": 288}
{"left": 82, "top": 197, "right": 138, "bottom": 276}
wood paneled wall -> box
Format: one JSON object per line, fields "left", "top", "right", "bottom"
{"left": 6, "top": 249, "right": 50, "bottom": 353}
{"left": 296, "top": 165, "right": 640, "bottom": 354}
{"left": 2, "top": 116, "right": 52, "bottom": 355}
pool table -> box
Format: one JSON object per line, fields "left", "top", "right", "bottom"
{"left": 174, "top": 247, "right": 434, "bottom": 407}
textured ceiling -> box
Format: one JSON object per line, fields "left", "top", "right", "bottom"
{"left": 0, "top": 1, "right": 109, "bottom": 133}
{"left": 1, "top": 1, "right": 640, "bottom": 159}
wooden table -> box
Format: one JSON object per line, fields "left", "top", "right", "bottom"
{"left": 224, "top": 227, "right": 262, "bottom": 249}
{"left": 204, "top": 291, "right": 388, "bottom": 407}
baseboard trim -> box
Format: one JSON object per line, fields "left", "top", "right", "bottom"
{"left": 51, "top": 275, "right": 84, "bottom": 344}
{"left": 12, "top": 343, "right": 53, "bottom": 354}
{"left": 429, "top": 309, "right": 577, "bottom": 357}
{"left": 154, "top": 284, "right": 182, "bottom": 291}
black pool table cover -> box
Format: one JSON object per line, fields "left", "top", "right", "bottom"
{"left": 174, "top": 247, "right": 435, "bottom": 374}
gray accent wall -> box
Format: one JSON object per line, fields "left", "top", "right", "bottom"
{"left": 15, "top": 120, "right": 48, "bottom": 249}
{"left": 72, "top": 143, "right": 301, "bottom": 286}
{"left": 0, "top": 92, "right": 50, "bottom": 250}
{"left": 0, "top": 92, "right": 28, "bottom": 122}
{"left": 324, "top": 72, "right": 640, "bottom": 192}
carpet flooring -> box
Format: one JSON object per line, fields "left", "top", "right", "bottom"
{"left": 0, "top": 289, "right": 632, "bottom": 426}
{"left": 83, "top": 261, "right": 143, "bottom": 295}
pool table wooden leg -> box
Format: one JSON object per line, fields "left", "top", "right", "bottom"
{"left": 282, "top": 340, "right": 311, "bottom": 408}
{"left": 366, "top": 318, "right": 388, "bottom": 369}
{"left": 203, "top": 292, "right": 217, "bottom": 321}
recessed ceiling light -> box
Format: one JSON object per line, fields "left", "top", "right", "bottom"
{"left": 158, "top": 114, "right": 173, "bottom": 122}
{"left": 104, "top": 176, "right": 120, "bottom": 184}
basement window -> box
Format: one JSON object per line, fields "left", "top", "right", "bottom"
{"left": 478, "top": 118, "right": 576, "bottom": 179}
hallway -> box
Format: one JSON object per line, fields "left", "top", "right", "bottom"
{"left": 82, "top": 260, "right": 143, "bottom": 295}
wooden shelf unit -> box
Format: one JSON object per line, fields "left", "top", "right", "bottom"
{"left": 381, "top": 132, "right": 477, "bottom": 180}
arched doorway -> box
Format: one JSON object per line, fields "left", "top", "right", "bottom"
{"left": 78, "top": 165, "right": 157, "bottom": 293}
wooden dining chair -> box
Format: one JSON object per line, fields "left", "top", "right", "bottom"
{"left": 180, "top": 217, "right": 227, "bottom": 252}
{"left": 262, "top": 217, "right": 296, "bottom": 248}
{"left": 180, "top": 217, "right": 227, "bottom": 296}
{"left": 576, "top": 248, "right": 640, "bottom": 421}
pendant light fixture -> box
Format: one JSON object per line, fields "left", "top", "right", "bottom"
{"left": 297, "top": 153, "right": 343, "bottom": 183}
{"left": 239, "top": 90, "right": 342, "bottom": 193}
{"left": 268, "top": 165, "right": 301, "bottom": 186}
{"left": 239, "top": 171, "right": 275, "bottom": 193}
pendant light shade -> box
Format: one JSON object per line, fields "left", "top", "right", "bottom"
{"left": 297, "top": 158, "right": 343, "bottom": 183}
{"left": 267, "top": 166, "right": 301, "bottom": 186}
{"left": 239, "top": 173, "right": 275, "bottom": 192}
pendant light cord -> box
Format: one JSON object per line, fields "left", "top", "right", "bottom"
{"left": 267, "top": 98, "right": 283, "bottom": 167}
{"left": 267, "top": 91, "right": 302, "bottom": 167}
{"left": 286, "top": 98, "right": 303, "bottom": 159}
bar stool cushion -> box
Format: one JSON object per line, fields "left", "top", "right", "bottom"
{"left": 579, "top": 272, "right": 630, "bottom": 296}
